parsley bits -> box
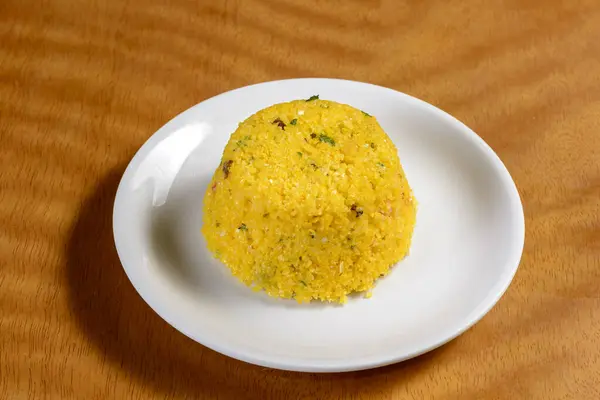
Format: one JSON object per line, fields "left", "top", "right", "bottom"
{"left": 238, "top": 223, "right": 248, "bottom": 231}
{"left": 306, "top": 95, "right": 319, "bottom": 101}
{"left": 290, "top": 119, "right": 297, "bottom": 125}
{"left": 318, "top": 134, "right": 335, "bottom": 146}
{"left": 362, "top": 110, "right": 372, "bottom": 117}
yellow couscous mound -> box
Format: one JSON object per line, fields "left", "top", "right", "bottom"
{"left": 202, "top": 97, "right": 416, "bottom": 303}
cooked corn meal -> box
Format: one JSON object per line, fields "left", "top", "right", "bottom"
{"left": 202, "top": 97, "right": 416, "bottom": 303}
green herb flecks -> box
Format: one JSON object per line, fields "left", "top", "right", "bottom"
{"left": 306, "top": 95, "right": 319, "bottom": 101}
{"left": 236, "top": 136, "right": 251, "bottom": 148}
{"left": 319, "top": 134, "right": 335, "bottom": 146}
{"left": 300, "top": 280, "right": 307, "bottom": 286}
{"left": 297, "top": 152, "right": 303, "bottom": 157}
{"left": 290, "top": 119, "right": 297, "bottom": 125}
{"left": 362, "top": 110, "right": 372, "bottom": 117}
{"left": 377, "top": 162, "right": 386, "bottom": 168}
{"left": 238, "top": 223, "right": 248, "bottom": 231}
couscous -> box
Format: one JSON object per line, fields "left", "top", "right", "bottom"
{"left": 202, "top": 97, "right": 416, "bottom": 303}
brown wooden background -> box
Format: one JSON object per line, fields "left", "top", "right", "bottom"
{"left": 1, "top": 0, "right": 599, "bottom": 398}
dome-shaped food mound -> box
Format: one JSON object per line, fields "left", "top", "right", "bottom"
{"left": 202, "top": 98, "right": 416, "bottom": 303}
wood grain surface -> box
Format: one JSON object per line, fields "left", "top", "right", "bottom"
{"left": 1, "top": 0, "right": 599, "bottom": 398}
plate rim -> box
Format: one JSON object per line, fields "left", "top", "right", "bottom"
{"left": 112, "top": 78, "right": 525, "bottom": 372}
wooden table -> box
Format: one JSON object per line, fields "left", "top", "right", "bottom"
{"left": 1, "top": 0, "right": 599, "bottom": 398}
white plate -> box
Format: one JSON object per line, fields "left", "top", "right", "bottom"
{"left": 113, "top": 78, "right": 525, "bottom": 372}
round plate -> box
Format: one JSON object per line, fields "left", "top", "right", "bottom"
{"left": 113, "top": 78, "right": 525, "bottom": 372}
